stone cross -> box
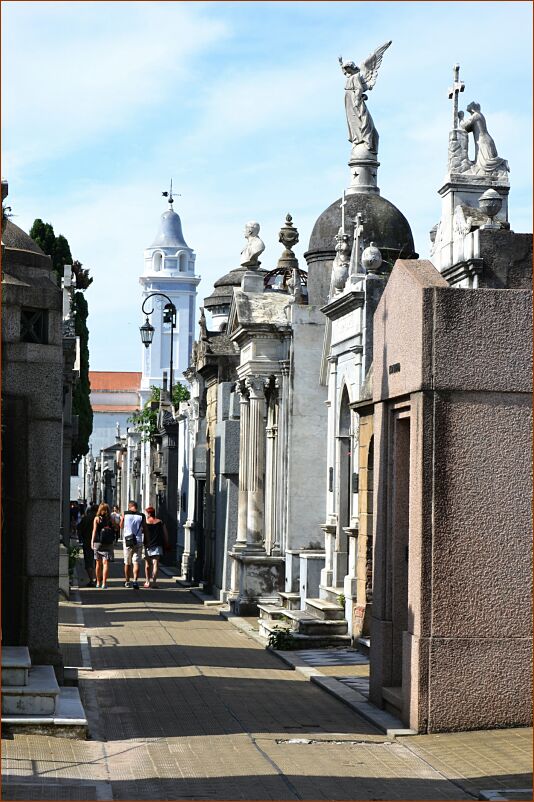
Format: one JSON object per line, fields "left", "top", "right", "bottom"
{"left": 448, "top": 64, "right": 465, "bottom": 130}
{"left": 340, "top": 190, "right": 347, "bottom": 234}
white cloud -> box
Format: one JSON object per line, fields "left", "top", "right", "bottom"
{"left": 2, "top": 2, "right": 229, "bottom": 175}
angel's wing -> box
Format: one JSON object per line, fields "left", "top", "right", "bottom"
{"left": 359, "top": 40, "right": 392, "bottom": 91}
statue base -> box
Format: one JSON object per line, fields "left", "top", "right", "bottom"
{"left": 241, "top": 270, "right": 264, "bottom": 293}
{"left": 347, "top": 155, "right": 380, "bottom": 195}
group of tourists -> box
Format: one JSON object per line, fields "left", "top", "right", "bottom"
{"left": 77, "top": 500, "right": 169, "bottom": 590}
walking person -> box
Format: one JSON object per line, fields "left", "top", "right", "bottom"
{"left": 143, "top": 507, "right": 169, "bottom": 588}
{"left": 110, "top": 505, "right": 121, "bottom": 542}
{"left": 77, "top": 503, "right": 98, "bottom": 587}
{"left": 120, "top": 501, "right": 146, "bottom": 589}
{"left": 91, "top": 503, "right": 116, "bottom": 589}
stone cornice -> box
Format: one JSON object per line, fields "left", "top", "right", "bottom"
{"left": 320, "top": 289, "right": 365, "bottom": 321}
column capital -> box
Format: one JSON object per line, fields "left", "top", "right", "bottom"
{"left": 245, "top": 375, "right": 266, "bottom": 399}
{"left": 236, "top": 379, "right": 249, "bottom": 401}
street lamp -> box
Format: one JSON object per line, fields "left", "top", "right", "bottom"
{"left": 140, "top": 292, "right": 177, "bottom": 399}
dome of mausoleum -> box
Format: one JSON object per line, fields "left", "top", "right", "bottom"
{"left": 203, "top": 266, "right": 267, "bottom": 312}
{"left": 306, "top": 193, "right": 417, "bottom": 267}
{"left": 150, "top": 208, "right": 189, "bottom": 249}
{"left": 2, "top": 217, "right": 47, "bottom": 255}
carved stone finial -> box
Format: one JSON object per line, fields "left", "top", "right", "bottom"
{"left": 277, "top": 213, "right": 299, "bottom": 272}
{"left": 361, "top": 241, "right": 383, "bottom": 274}
{"left": 240, "top": 221, "right": 265, "bottom": 269}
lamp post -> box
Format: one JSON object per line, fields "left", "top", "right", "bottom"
{"left": 140, "top": 292, "right": 177, "bottom": 400}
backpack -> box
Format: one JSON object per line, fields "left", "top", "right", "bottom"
{"left": 99, "top": 519, "right": 115, "bottom": 546}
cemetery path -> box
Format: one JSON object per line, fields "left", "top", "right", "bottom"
{"left": 2, "top": 554, "right": 531, "bottom": 800}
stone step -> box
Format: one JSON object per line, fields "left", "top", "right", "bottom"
{"left": 282, "top": 609, "right": 348, "bottom": 636}
{"left": 305, "top": 598, "right": 345, "bottom": 620}
{"left": 2, "top": 665, "right": 59, "bottom": 716}
{"left": 2, "top": 687, "right": 88, "bottom": 739}
{"left": 1, "top": 646, "right": 31, "bottom": 687}
{"left": 259, "top": 619, "right": 351, "bottom": 650}
{"left": 382, "top": 685, "right": 403, "bottom": 718}
{"left": 320, "top": 586, "right": 346, "bottom": 605}
{"left": 356, "top": 637, "right": 371, "bottom": 656}
{"left": 278, "top": 591, "right": 301, "bottom": 610}
{"left": 257, "top": 603, "right": 285, "bottom": 622}
{"left": 258, "top": 619, "right": 293, "bottom": 641}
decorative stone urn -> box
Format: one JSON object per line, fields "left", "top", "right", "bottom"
{"left": 478, "top": 188, "right": 503, "bottom": 229}
{"left": 361, "top": 241, "right": 383, "bottom": 273}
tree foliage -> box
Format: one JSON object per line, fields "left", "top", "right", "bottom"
{"left": 72, "top": 291, "right": 93, "bottom": 461}
{"left": 30, "top": 219, "right": 73, "bottom": 285}
{"left": 129, "top": 384, "right": 190, "bottom": 443}
{"left": 29, "top": 218, "right": 93, "bottom": 460}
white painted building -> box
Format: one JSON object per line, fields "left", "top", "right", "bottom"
{"left": 139, "top": 198, "right": 200, "bottom": 403}
{"left": 139, "top": 198, "right": 200, "bottom": 509}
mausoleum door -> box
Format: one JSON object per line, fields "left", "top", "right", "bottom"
{"left": 388, "top": 410, "right": 410, "bottom": 691}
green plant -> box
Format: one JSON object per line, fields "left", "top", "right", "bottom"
{"left": 68, "top": 545, "right": 80, "bottom": 574}
{"left": 129, "top": 384, "right": 190, "bottom": 442}
{"left": 267, "top": 625, "right": 295, "bottom": 650}
{"left": 337, "top": 593, "right": 346, "bottom": 609}
{"left": 29, "top": 220, "right": 93, "bottom": 461}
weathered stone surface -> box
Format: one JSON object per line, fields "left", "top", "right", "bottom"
{"left": 216, "top": 419, "right": 240, "bottom": 475}
{"left": 477, "top": 229, "right": 532, "bottom": 289}
{"left": 28, "top": 420, "right": 63, "bottom": 499}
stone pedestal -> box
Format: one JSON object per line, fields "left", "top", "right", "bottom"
{"left": 229, "top": 553, "right": 284, "bottom": 615}
{"left": 347, "top": 155, "right": 380, "bottom": 195}
{"left": 433, "top": 173, "right": 509, "bottom": 275}
{"left": 241, "top": 270, "right": 264, "bottom": 294}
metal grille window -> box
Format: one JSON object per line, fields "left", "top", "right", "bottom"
{"left": 20, "top": 308, "right": 48, "bottom": 344}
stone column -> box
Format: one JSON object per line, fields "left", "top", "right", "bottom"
{"left": 321, "top": 356, "right": 338, "bottom": 589}
{"left": 264, "top": 383, "right": 279, "bottom": 555}
{"left": 234, "top": 380, "right": 250, "bottom": 550}
{"left": 245, "top": 375, "right": 267, "bottom": 552}
{"left": 276, "top": 361, "right": 290, "bottom": 557}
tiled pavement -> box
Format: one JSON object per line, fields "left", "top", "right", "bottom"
{"left": 2, "top": 556, "right": 532, "bottom": 801}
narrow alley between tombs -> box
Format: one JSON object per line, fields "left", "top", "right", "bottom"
{"left": 3, "top": 557, "right": 532, "bottom": 801}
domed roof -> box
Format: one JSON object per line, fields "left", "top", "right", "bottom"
{"left": 204, "top": 267, "right": 267, "bottom": 311}
{"left": 150, "top": 208, "right": 189, "bottom": 249}
{"left": 2, "top": 217, "right": 46, "bottom": 255}
{"left": 307, "top": 193, "right": 417, "bottom": 263}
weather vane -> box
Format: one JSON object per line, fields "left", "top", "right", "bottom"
{"left": 162, "top": 178, "right": 181, "bottom": 206}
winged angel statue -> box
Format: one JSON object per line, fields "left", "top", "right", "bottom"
{"left": 339, "top": 41, "right": 392, "bottom": 156}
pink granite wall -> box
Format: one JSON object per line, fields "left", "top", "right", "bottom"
{"left": 371, "top": 259, "right": 532, "bottom": 732}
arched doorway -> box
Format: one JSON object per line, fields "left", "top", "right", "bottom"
{"left": 334, "top": 386, "right": 351, "bottom": 588}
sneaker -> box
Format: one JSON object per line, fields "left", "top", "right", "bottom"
{"left": 95, "top": 582, "right": 101, "bottom": 589}
{"left": 143, "top": 581, "right": 150, "bottom": 588}
{"left": 86, "top": 580, "right": 96, "bottom": 587}
{"left": 150, "top": 581, "right": 157, "bottom": 588}
{"left": 124, "top": 581, "right": 132, "bottom": 588}
{"left": 101, "top": 584, "right": 108, "bottom": 589}
{"left": 132, "top": 581, "right": 139, "bottom": 590}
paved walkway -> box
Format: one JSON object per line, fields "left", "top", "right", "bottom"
{"left": 2, "top": 556, "right": 532, "bottom": 801}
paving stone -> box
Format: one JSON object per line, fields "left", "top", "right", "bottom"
{"left": 2, "top": 564, "right": 531, "bottom": 801}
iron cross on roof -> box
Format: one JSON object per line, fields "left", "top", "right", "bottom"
{"left": 448, "top": 64, "right": 465, "bottom": 129}
{"left": 162, "top": 179, "right": 181, "bottom": 206}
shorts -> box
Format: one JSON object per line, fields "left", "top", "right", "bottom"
{"left": 94, "top": 548, "right": 113, "bottom": 561}
{"left": 123, "top": 544, "right": 143, "bottom": 565}
{"left": 145, "top": 546, "right": 163, "bottom": 559}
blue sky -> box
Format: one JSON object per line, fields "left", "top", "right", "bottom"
{"left": 2, "top": 1, "right": 532, "bottom": 371}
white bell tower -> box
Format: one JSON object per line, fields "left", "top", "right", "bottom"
{"left": 139, "top": 185, "right": 200, "bottom": 405}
